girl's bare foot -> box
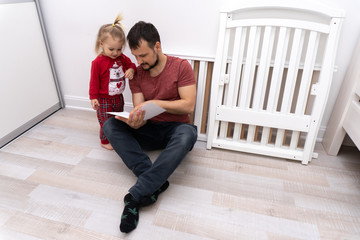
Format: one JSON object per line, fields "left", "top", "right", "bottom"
{"left": 101, "top": 143, "right": 113, "bottom": 150}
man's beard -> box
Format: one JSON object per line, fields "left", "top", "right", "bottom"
{"left": 141, "top": 54, "right": 159, "bottom": 71}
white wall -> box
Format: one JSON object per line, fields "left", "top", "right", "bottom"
{"left": 39, "top": 0, "right": 360, "bottom": 140}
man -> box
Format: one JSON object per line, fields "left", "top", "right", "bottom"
{"left": 103, "top": 21, "right": 198, "bottom": 233}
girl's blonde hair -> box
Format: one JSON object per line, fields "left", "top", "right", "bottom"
{"left": 95, "top": 14, "right": 126, "bottom": 54}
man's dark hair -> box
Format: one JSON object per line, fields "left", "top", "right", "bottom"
{"left": 127, "top": 21, "right": 161, "bottom": 50}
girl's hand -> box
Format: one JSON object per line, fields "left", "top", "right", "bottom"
{"left": 91, "top": 99, "right": 100, "bottom": 110}
{"left": 125, "top": 68, "right": 135, "bottom": 80}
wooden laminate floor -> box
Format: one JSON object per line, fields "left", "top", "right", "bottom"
{"left": 0, "top": 108, "right": 360, "bottom": 240}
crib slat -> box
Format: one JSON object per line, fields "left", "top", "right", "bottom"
{"left": 241, "top": 27, "right": 261, "bottom": 142}
{"left": 239, "top": 26, "right": 261, "bottom": 109}
{"left": 261, "top": 27, "right": 290, "bottom": 146}
{"left": 296, "top": 31, "right": 320, "bottom": 114}
{"left": 193, "top": 61, "right": 207, "bottom": 131}
{"left": 226, "top": 28, "right": 243, "bottom": 106}
{"left": 226, "top": 27, "right": 247, "bottom": 141}
{"left": 290, "top": 31, "right": 320, "bottom": 149}
{"left": 252, "top": 26, "right": 275, "bottom": 110}
{"left": 276, "top": 28, "right": 305, "bottom": 147}
{"left": 200, "top": 62, "right": 213, "bottom": 136}
{"left": 232, "top": 28, "right": 248, "bottom": 141}
{"left": 282, "top": 28, "right": 305, "bottom": 112}
{"left": 250, "top": 26, "right": 276, "bottom": 144}
{"left": 267, "top": 27, "right": 290, "bottom": 110}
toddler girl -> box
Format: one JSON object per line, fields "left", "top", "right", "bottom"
{"left": 89, "top": 15, "right": 136, "bottom": 150}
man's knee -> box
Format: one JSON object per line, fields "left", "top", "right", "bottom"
{"left": 175, "top": 124, "right": 198, "bottom": 150}
{"left": 180, "top": 124, "right": 197, "bottom": 138}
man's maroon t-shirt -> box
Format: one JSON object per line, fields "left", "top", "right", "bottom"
{"left": 129, "top": 56, "right": 196, "bottom": 123}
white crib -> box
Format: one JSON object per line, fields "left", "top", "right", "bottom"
{"left": 206, "top": 0, "right": 345, "bottom": 164}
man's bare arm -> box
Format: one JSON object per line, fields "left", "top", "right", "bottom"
{"left": 132, "top": 92, "right": 146, "bottom": 107}
{"left": 151, "top": 84, "right": 196, "bottom": 115}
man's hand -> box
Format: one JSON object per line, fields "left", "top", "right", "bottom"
{"left": 115, "top": 104, "right": 147, "bottom": 129}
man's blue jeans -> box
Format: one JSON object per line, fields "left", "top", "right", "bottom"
{"left": 103, "top": 117, "right": 198, "bottom": 201}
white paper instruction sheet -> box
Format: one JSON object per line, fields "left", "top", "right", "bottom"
{"left": 108, "top": 102, "right": 165, "bottom": 120}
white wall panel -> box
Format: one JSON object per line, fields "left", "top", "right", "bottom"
{"left": 0, "top": 1, "right": 62, "bottom": 147}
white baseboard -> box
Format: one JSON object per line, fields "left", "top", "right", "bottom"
{"left": 316, "top": 126, "right": 356, "bottom": 146}
{"left": 317, "top": 126, "right": 326, "bottom": 143}
{"left": 63, "top": 95, "right": 92, "bottom": 110}
{"left": 64, "top": 95, "right": 133, "bottom": 112}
